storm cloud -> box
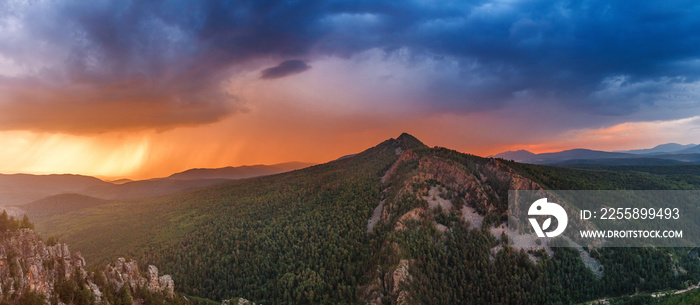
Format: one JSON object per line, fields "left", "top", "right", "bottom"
{"left": 1, "top": 0, "right": 700, "bottom": 132}
{"left": 261, "top": 60, "right": 311, "bottom": 79}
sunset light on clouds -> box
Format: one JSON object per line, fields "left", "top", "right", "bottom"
{"left": 2, "top": 0, "right": 700, "bottom": 179}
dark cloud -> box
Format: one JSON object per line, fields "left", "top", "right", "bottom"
{"left": 1, "top": 0, "right": 700, "bottom": 133}
{"left": 313, "top": 0, "right": 700, "bottom": 119}
{"left": 0, "top": 0, "right": 329, "bottom": 133}
{"left": 260, "top": 60, "right": 311, "bottom": 79}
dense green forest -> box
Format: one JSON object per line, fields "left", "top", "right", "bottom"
{"left": 585, "top": 285, "right": 700, "bottom": 305}
{"left": 138, "top": 147, "right": 397, "bottom": 303}
{"left": 27, "top": 134, "right": 700, "bottom": 304}
{"left": 34, "top": 135, "right": 405, "bottom": 304}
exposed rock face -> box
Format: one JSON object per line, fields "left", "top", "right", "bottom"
{"left": 148, "top": 265, "right": 175, "bottom": 296}
{"left": 148, "top": 265, "right": 160, "bottom": 289}
{"left": 393, "top": 208, "right": 424, "bottom": 231}
{"left": 222, "top": 297, "right": 256, "bottom": 305}
{"left": 0, "top": 229, "right": 79, "bottom": 300}
{"left": 362, "top": 147, "right": 549, "bottom": 304}
{"left": 105, "top": 257, "right": 144, "bottom": 293}
{"left": 159, "top": 275, "right": 175, "bottom": 296}
{"left": 104, "top": 257, "right": 175, "bottom": 297}
{"left": 392, "top": 259, "right": 412, "bottom": 305}
{"left": 380, "top": 149, "right": 545, "bottom": 236}
{"left": 0, "top": 229, "right": 175, "bottom": 304}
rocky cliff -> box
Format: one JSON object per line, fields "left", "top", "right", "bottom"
{"left": 0, "top": 228, "right": 177, "bottom": 305}
{"left": 361, "top": 145, "right": 574, "bottom": 304}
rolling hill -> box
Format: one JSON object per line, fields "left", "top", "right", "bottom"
{"left": 678, "top": 144, "right": 700, "bottom": 154}
{"left": 20, "top": 193, "right": 109, "bottom": 221}
{"left": 0, "top": 163, "right": 314, "bottom": 207}
{"left": 27, "top": 134, "right": 700, "bottom": 304}
{"left": 0, "top": 173, "right": 112, "bottom": 206}
{"left": 167, "top": 162, "right": 314, "bottom": 180}
{"left": 618, "top": 143, "right": 697, "bottom": 154}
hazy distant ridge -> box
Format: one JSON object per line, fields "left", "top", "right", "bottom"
{"left": 0, "top": 162, "right": 315, "bottom": 206}
{"left": 491, "top": 143, "right": 700, "bottom": 165}
{"left": 615, "top": 143, "right": 697, "bottom": 154}
{"left": 167, "top": 162, "right": 314, "bottom": 180}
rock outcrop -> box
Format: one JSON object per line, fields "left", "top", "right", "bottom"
{"left": 0, "top": 229, "right": 81, "bottom": 301}
{"left": 104, "top": 258, "right": 175, "bottom": 297}
{"left": 222, "top": 297, "right": 256, "bottom": 305}
{"left": 0, "top": 228, "right": 176, "bottom": 304}
{"left": 392, "top": 259, "right": 412, "bottom": 305}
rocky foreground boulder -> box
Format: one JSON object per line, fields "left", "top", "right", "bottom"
{"left": 0, "top": 228, "right": 178, "bottom": 305}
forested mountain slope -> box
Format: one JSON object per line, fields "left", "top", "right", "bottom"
{"left": 29, "top": 134, "right": 700, "bottom": 304}
{"left": 33, "top": 134, "right": 414, "bottom": 303}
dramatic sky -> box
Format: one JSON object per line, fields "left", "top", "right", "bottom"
{"left": 2, "top": 0, "right": 700, "bottom": 179}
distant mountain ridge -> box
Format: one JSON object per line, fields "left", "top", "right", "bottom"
{"left": 616, "top": 143, "right": 697, "bottom": 154}
{"left": 0, "top": 162, "right": 315, "bottom": 206}
{"left": 678, "top": 144, "right": 700, "bottom": 154}
{"left": 0, "top": 173, "right": 112, "bottom": 206}
{"left": 168, "top": 162, "right": 314, "bottom": 180}
{"left": 491, "top": 143, "right": 700, "bottom": 166}
{"left": 489, "top": 150, "right": 536, "bottom": 161}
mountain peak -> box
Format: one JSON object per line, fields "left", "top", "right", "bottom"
{"left": 617, "top": 143, "right": 697, "bottom": 154}
{"left": 396, "top": 133, "right": 428, "bottom": 150}
{"left": 490, "top": 149, "right": 536, "bottom": 162}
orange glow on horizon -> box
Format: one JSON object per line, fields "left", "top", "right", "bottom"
{"left": 2, "top": 63, "right": 700, "bottom": 180}
{"left": 3, "top": 114, "right": 699, "bottom": 180}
